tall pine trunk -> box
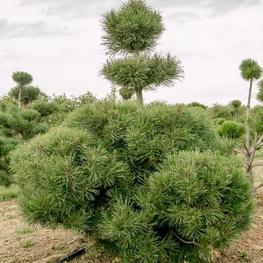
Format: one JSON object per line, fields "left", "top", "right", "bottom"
{"left": 135, "top": 89, "right": 144, "bottom": 106}
{"left": 245, "top": 78, "right": 255, "bottom": 194}
{"left": 246, "top": 78, "right": 253, "bottom": 150}
{"left": 18, "top": 85, "right": 22, "bottom": 109}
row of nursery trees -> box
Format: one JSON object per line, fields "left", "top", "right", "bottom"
{"left": 1, "top": 1, "right": 263, "bottom": 262}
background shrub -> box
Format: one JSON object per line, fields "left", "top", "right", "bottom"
{"left": 218, "top": 120, "right": 246, "bottom": 139}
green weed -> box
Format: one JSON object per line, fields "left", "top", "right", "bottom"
{"left": 13, "top": 225, "right": 35, "bottom": 242}
{"left": 0, "top": 184, "right": 19, "bottom": 201}
{"left": 19, "top": 239, "right": 34, "bottom": 248}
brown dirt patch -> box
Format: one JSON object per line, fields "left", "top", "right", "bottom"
{"left": 218, "top": 194, "right": 263, "bottom": 263}
{"left": 1, "top": 197, "right": 263, "bottom": 263}
{"left": 0, "top": 199, "right": 110, "bottom": 263}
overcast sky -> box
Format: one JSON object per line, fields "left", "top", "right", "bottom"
{"left": 1, "top": 0, "right": 263, "bottom": 107}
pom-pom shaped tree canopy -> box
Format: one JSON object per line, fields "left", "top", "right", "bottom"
{"left": 101, "top": 0, "right": 164, "bottom": 55}
{"left": 100, "top": 0, "right": 184, "bottom": 105}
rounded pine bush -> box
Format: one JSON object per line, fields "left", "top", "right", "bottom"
{"left": 11, "top": 126, "right": 128, "bottom": 232}
{"left": 136, "top": 151, "right": 253, "bottom": 262}
{"left": 10, "top": 101, "right": 254, "bottom": 263}
{"left": 218, "top": 120, "right": 245, "bottom": 139}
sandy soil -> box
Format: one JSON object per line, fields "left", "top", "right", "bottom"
{"left": 1, "top": 196, "right": 263, "bottom": 263}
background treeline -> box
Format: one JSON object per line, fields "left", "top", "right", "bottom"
{"left": 0, "top": 83, "right": 253, "bottom": 187}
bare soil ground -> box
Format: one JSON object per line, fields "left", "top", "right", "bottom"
{"left": 1, "top": 196, "right": 263, "bottom": 263}
{"left": 0, "top": 198, "right": 113, "bottom": 263}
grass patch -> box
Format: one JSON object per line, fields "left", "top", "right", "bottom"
{"left": 252, "top": 151, "right": 263, "bottom": 184}
{"left": 14, "top": 226, "right": 34, "bottom": 237}
{"left": 13, "top": 225, "right": 36, "bottom": 249}
{"left": 19, "top": 239, "right": 34, "bottom": 248}
{"left": 0, "top": 184, "right": 19, "bottom": 202}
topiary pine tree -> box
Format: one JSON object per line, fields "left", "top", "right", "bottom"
{"left": 10, "top": 101, "right": 254, "bottom": 262}
{"left": 12, "top": 71, "right": 33, "bottom": 109}
{"left": 239, "top": 59, "right": 262, "bottom": 149}
{"left": 100, "top": 0, "right": 184, "bottom": 105}
{"left": 229, "top": 100, "right": 243, "bottom": 122}
{"left": 236, "top": 59, "right": 263, "bottom": 192}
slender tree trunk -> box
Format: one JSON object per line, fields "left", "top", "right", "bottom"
{"left": 245, "top": 78, "right": 255, "bottom": 195}
{"left": 246, "top": 78, "right": 253, "bottom": 151}
{"left": 135, "top": 89, "right": 144, "bottom": 106}
{"left": 246, "top": 146, "right": 256, "bottom": 195}
{"left": 234, "top": 111, "right": 238, "bottom": 122}
{"left": 18, "top": 85, "right": 22, "bottom": 109}
{"left": 246, "top": 152, "right": 254, "bottom": 189}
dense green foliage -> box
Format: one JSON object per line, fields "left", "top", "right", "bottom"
{"left": 208, "top": 102, "right": 246, "bottom": 133}
{"left": 11, "top": 101, "right": 254, "bottom": 262}
{"left": 218, "top": 121, "right": 246, "bottom": 139}
{"left": 8, "top": 86, "right": 42, "bottom": 106}
{"left": 0, "top": 136, "right": 19, "bottom": 186}
{"left": 207, "top": 103, "right": 232, "bottom": 121}
{"left": 187, "top": 102, "right": 207, "bottom": 109}
{"left": 0, "top": 100, "right": 59, "bottom": 186}
{"left": 31, "top": 100, "right": 60, "bottom": 119}
{"left": 44, "top": 93, "right": 98, "bottom": 126}
{"left": 12, "top": 71, "right": 33, "bottom": 87}
{"left": 101, "top": 0, "right": 164, "bottom": 55}
{"left": 101, "top": 53, "right": 184, "bottom": 91}
{"left": 120, "top": 151, "right": 252, "bottom": 262}
{"left": 257, "top": 79, "right": 263, "bottom": 102}
{"left": 0, "top": 88, "right": 98, "bottom": 187}
{"left": 249, "top": 105, "right": 263, "bottom": 134}
{"left": 119, "top": 87, "right": 135, "bottom": 100}
{"left": 239, "top": 59, "right": 262, "bottom": 81}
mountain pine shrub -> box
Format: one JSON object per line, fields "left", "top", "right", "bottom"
{"left": 10, "top": 101, "right": 254, "bottom": 263}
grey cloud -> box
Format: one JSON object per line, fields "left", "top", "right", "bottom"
{"left": 147, "top": 0, "right": 198, "bottom": 8}
{"left": 204, "top": 0, "right": 262, "bottom": 16}
{"left": 167, "top": 11, "right": 201, "bottom": 24}
{"left": 148, "top": 0, "right": 261, "bottom": 15}
{"left": 0, "top": 19, "right": 72, "bottom": 38}
{"left": 20, "top": 0, "right": 121, "bottom": 19}
{"left": 20, "top": 0, "right": 262, "bottom": 20}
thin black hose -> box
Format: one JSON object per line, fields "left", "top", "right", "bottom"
{"left": 54, "top": 247, "right": 86, "bottom": 263}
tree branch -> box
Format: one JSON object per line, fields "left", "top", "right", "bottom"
{"left": 255, "top": 183, "right": 263, "bottom": 191}
{"left": 234, "top": 147, "right": 245, "bottom": 154}
{"left": 256, "top": 135, "right": 263, "bottom": 149}
{"left": 172, "top": 230, "right": 201, "bottom": 247}
{"left": 256, "top": 143, "right": 263, "bottom": 149}
{"left": 252, "top": 163, "right": 263, "bottom": 168}
{"left": 243, "top": 143, "right": 250, "bottom": 156}
{"left": 248, "top": 132, "right": 258, "bottom": 169}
